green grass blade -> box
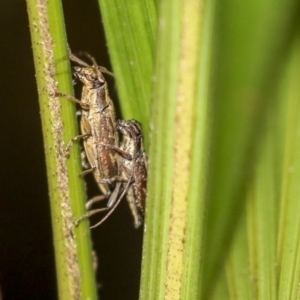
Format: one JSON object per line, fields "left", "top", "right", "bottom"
{"left": 246, "top": 117, "right": 278, "bottom": 300}
{"left": 99, "top": 0, "right": 208, "bottom": 297}
{"left": 139, "top": 0, "right": 206, "bottom": 298}
{"left": 180, "top": 0, "right": 215, "bottom": 298}
{"left": 26, "top": 1, "right": 97, "bottom": 299}
{"left": 226, "top": 112, "right": 279, "bottom": 300}
{"left": 277, "top": 35, "right": 300, "bottom": 300}
{"left": 226, "top": 217, "right": 254, "bottom": 300}
{"left": 139, "top": 0, "right": 180, "bottom": 297}
{"left": 97, "top": 0, "right": 157, "bottom": 138}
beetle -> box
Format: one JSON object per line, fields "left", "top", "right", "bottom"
{"left": 59, "top": 53, "right": 119, "bottom": 209}
{"left": 79, "top": 119, "right": 147, "bottom": 228}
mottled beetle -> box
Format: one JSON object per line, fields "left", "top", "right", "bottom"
{"left": 59, "top": 53, "right": 120, "bottom": 210}
{"left": 80, "top": 119, "right": 147, "bottom": 228}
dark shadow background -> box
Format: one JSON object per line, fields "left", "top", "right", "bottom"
{"left": 0, "top": 1, "right": 143, "bottom": 299}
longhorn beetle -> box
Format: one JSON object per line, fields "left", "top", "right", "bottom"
{"left": 76, "top": 119, "right": 147, "bottom": 228}
{"left": 58, "top": 53, "right": 120, "bottom": 216}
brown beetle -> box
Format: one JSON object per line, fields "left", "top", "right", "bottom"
{"left": 82, "top": 119, "right": 147, "bottom": 228}
{"left": 59, "top": 53, "right": 119, "bottom": 206}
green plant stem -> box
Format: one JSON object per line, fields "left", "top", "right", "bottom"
{"left": 97, "top": 0, "right": 156, "bottom": 143}
{"left": 26, "top": 0, "right": 97, "bottom": 299}
{"left": 180, "top": 0, "right": 215, "bottom": 297}
{"left": 140, "top": 0, "right": 206, "bottom": 298}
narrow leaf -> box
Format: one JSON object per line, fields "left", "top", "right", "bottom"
{"left": 26, "top": 0, "right": 98, "bottom": 298}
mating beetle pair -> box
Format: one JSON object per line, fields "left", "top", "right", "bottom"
{"left": 60, "top": 53, "right": 147, "bottom": 228}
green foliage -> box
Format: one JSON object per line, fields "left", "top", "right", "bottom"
{"left": 100, "top": 0, "right": 300, "bottom": 299}
{"left": 28, "top": 0, "right": 300, "bottom": 298}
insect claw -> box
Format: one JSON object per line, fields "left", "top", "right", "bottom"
{"left": 64, "top": 151, "right": 70, "bottom": 159}
{"left": 74, "top": 219, "right": 81, "bottom": 227}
